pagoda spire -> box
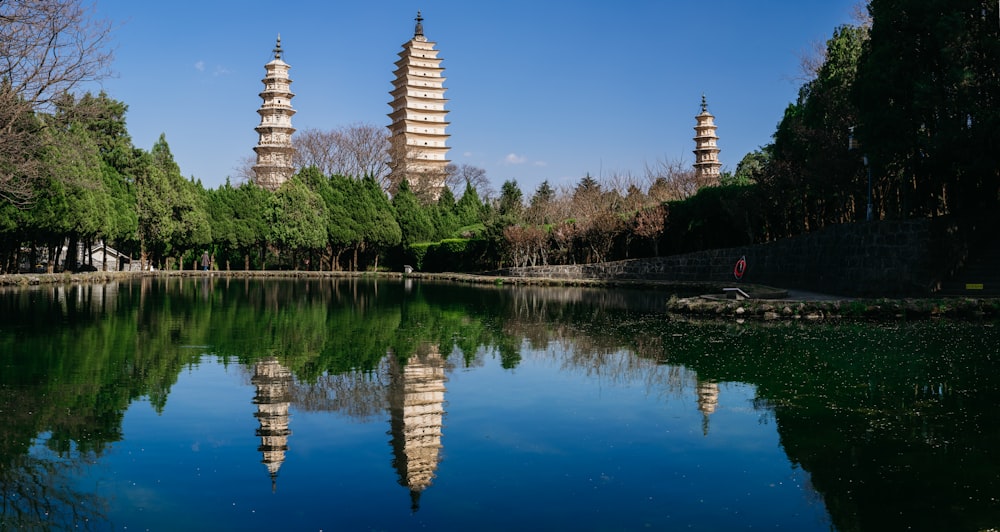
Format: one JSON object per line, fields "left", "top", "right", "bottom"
{"left": 414, "top": 11, "right": 424, "bottom": 38}
{"left": 273, "top": 34, "right": 283, "bottom": 60}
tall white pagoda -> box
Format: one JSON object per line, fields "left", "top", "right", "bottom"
{"left": 693, "top": 95, "right": 722, "bottom": 185}
{"left": 388, "top": 11, "right": 451, "bottom": 198}
{"left": 253, "top": 35, "right": 297, "bottom": 191}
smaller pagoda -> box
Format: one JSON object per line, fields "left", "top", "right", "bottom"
{"left": 693, "top": 95, "right": 722, "bottom": 185}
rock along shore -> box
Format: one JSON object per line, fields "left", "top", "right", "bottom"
{"left": 1, "top": 270, "right": 996, "bottom": 321}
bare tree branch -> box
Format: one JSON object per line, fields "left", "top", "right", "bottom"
{"left": 444, "top": 162, "right": 493, "bottom": 199}
{"left": 293, "top": 122, "right": 390, "bottom": 186}
{"left": 0, "top": 0, "right": 115, "bottom": 204}
{"left": 232, "top": 153, "right": 257, "bottom": 185}
{"left": 644, "top": 157, "right": 699, "bottom": 202}
{"left": 0, "top": 0, "right": 114, "bottom": 111}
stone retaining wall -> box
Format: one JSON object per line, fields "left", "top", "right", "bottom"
{"left": 499, "top": 220, "right": 952, "bottom": 297}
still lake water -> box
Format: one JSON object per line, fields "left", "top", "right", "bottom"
{"left": 1, "top": 277, "right": 998, "bottom": 531}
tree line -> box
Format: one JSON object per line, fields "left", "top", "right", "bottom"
{"left": 740, "top": 0, "right": 998, "bottom": 244}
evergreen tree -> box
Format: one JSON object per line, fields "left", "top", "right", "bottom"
{"left": 392, "top": 179, "right": 436, "bottom": 246}
{"left": 455, "top": 180, "right": 486, "bottom": 228}
{"left": 527, "top": 180, "right": 556, "bottom": 225}
{"left": 354, "top": 176, "right": 401, "bottom": 270}
{"left": 37, "top": 123, "right": 111, "bottom": 271}
{"left": 432, "top": 185, "right": 459, "bottom": 239}
{"left": 759, "top": 23, "right": 868, "bottom": 237}
{"left": 855, "top": 0, "right": 999, "bottom": 224}
{"left": 146, "top": 134, "right": 210, "bottom": 268}
{"left": 268, "top": 176, "right": 327, "bottom": 269}
{"left": 232, "top": 182, "right": 271, "bottom": 270}
{"left": 497, "top": 179, "right": 524, "bottom": 220}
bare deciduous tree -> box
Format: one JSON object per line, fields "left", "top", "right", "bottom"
{"left": 445, "top": 163, "right": 493, "bottom": 200}
{"left": 632, "top": 204, "right": 666, "bottom": 256}
{"left": 0, "top": 0, "right": 114, "bottom": 204}
{"left": 503, "top": 224, "right": 548, "bottom": 267}
{"left": 293, "top": 122, "right": 390, "bottom": 186}
{"left": 644, "top": 157, "right": 700, "bottom": 202}
{"left": 232, "top": 153, "right": 257, "bottom": 185}
{"left": 292, "top": 128, "right": 338, "bottom": 177}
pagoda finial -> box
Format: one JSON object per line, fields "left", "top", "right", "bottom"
{"left": 273, "top": 34, "right": 283, "bottom": 60}
{"left": 414, "top": 11, "right": 424, "bottom": 37}
{"left": 701, "top": 94, "right": 708, "bottom": 113}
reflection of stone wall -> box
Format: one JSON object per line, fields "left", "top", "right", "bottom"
{"left": 388, "top": 347, "right": 447, "bottom": 510}
{"left": 252, "top": 357, "right": 293, "bottom": 491}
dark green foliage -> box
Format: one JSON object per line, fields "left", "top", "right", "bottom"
{"left": 355, "top": 176, "right": 401, "bottom": 270}
{"left": 497, "top": 179, "right": 524, "bottom": 220}
{"left": 405, "top": 242, "right": 432, "bottom": 271}
{"left": 664, "top": 184, "right": 762, "bottom": 254}
{"left": 207, "top": 180, "right": 271, "bottom": 270}
{"left": 855, "top": 0, "right": 999, "bottom": 226}
{"left": 424, "top": 238, "right": 473, "bottom": 272}
{"left": 143, "top": 135, "right": 211, "bottom": 268}
{"left": 455, "top": 180, "right": 487, "bottom": 228}
{"left": 268, "top": 176, "right": 327, "bottom": 268}
{"left": 393, "top": 179, "right": 436, "bottom": 246}
{"left": 432, "top": 185, "right": 461, "bottom": 239}
{"left": 757, "top": 24, "right": 868, "bottom": 238}
{"left": 730, "top": 148, "right": 771, "bottom": 186}
{"left": 401, "top": 237, "right": 492, "bottom": 273}
{"left": 749, "top": 0, "right": 999, "bottom": 247}
{"left": 526, "top": 180, "right": 556, "bottom": 224}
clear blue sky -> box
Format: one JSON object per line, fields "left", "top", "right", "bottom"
{"left": 91, "top": 0, "right": 862, "bottom": 194}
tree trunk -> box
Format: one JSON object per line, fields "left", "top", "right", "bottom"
{"left": 66, "top": 235, "right": 78, "bottom": 272}
{"left": 49, "top": 241, "right": 63, "bottom": 273}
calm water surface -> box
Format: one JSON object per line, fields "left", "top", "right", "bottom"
{"left": 1, "top": 278, "right": 998, "bottom": 531}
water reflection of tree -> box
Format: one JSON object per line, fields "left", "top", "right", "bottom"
{"left": 0, "top": 281, "right": 203, "bottom": 529}
{"left": 648, "top": 319, "right": 1000, "bottom": 532}
{"left": 286, "top": 357, "right": 391, "bottom": 421}
{"left": 0, "top": 449, "right": 107, "bottom": 529}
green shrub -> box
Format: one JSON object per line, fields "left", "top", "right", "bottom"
{"left": 406, "top": 243, "right": 432, "bottom": 271}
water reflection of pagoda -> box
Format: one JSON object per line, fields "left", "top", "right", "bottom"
{"left": 388, "top": 347, "right": 447, "bottom": 511}
{"left": 252, "top": 357, "right": 293, "bottom": 491}
{"left": 697, "top": 379, "right": 719, "bottom": 436}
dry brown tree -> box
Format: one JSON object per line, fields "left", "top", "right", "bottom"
{"left": 644, "top": 157, "right": 700, "bottom": 202}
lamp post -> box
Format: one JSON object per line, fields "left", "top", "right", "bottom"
{"left": 848, "top": 127, "right": 873, "bottom": 222}
{"left": 863, "top": 155, "right": 872, "bottom": 222}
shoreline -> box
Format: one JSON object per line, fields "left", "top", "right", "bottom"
{"left": 2, "top": 270, "right": 996, "bottom": 321}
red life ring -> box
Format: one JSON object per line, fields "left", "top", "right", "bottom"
{"left": 733, "top": 256, "right": 747, "bottom": 281}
